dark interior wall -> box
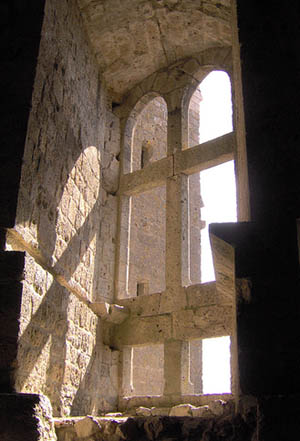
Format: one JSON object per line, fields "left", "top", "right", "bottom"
{"left": 0, "top": 0, "right": 46, "bottom": 394}
{"left": 237, "top": 1, "right": 300, "bottom": 276}
{"left": 0, "top": 0, "right": 46, "bottom": 231}
{"left": 235, "top": 0, "right": 300, "bottom": 402}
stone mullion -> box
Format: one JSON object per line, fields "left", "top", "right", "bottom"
{"left": 181, "top": 174, "right": 191, "bottom": 287}
{"left": 163, "top": 339, "right": 183, "bottom": 399}
{"left": 167, "top": 109, "right": 182, "bottom": 156}
{"left": 165, "top": 174, "right": 183, "bottom": 293}
{"left": 162, "top": 106, "right": 185, "bottom": 400}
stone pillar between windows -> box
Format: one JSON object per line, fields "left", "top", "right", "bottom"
{"left": 190, "top": 339, "right": 203, "bottom": 394}
{"left": 181, "top": 174, "right": 191, "bottom": 287}
{"left": 165, "top": 175, "right": 182, "bottom": 294}
{"left": 189, "top": 173, "right": 203, "bottom": 284}
{"left": 163, "top": 340, "right": 183, "bottom": 398}
{"left": 116, "top": 195, "right": 132, "bottom": 298}
{"left": 167, "top": 109, "right": 182, "bottom": 155}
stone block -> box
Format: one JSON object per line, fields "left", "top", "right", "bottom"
{"left": 169, "top": 403, "right": 193, "bottom": 416}
{"left": 191, "top": 405, "right": 213, "bottom": 418}
{"left": 136, "top": 406, "right": 151, "bottom": 416}
{"left": 118, "top": 292, "right": 161, "bottom": 317}
{"left": 113, "top": 315, "right": 172, "bottom": 347}
{"left": 91, "top": 302, "right": 129, "bottom": 324}
{"left": 74, "top": 416, "right": 102, "bottom": 438}
{"left": 209, "top": 399, "right": 228, "bottom": 416}
{"left": 150, "top": 407, "right": 170, "bottom": 416}
{"left": 186, "top": 282, "right": 218, "bottom": 308}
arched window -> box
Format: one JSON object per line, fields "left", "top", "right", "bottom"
{"left": 118, "top": 96, "right": 168, "bottom": 299}
{"left": 199, "top": 70, "right": 233, "bottom": 144}
{"left": 183, "top": 70, "right": 236, "bottom": 395}
{"left": 117, "top": 68, "right": 238, "bottom": 406}
{"left": 186, "top": 70, "right": 237, "bottom": 285}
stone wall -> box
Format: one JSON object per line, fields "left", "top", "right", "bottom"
{"left": 10, "top": 0, "right": 120, "bottom": 416}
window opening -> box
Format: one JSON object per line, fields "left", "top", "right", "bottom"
{"left": 199, "top": 70, "right": 233, "bottom": 144}
{"left": 201, "top": 160, "right": 237, "bottom": 282}
{"left": 131, "top": 97, "right": 167, "bottom": 173}
{"left": 202, "top": 336, "right": 231, "bottom": 394}
{"left": 119, "top": 71, "right": 237, "bottom": 403}
{"left": 141, "top": 141, "right": 153, "bottom": 169}
{"left": 122, "top": 344, "right": 164, "bottom": 397}
{"left": 136, "top": 280, "right": 149, "bottom": 296}
{"left": 119, "top": 185, "right": 166, "bottom": 298}
{"left": 186, "top": 71, "right": 236, "bottom": 284}
{"left": 182, "top": 337, "right": 231, "bottom": 395}
{"left": 118, "top": 96, "right": 168, "bottom": 299}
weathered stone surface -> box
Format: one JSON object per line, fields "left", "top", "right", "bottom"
{"left": 169, "top": 403, "right": 193, "bottom": 416}
{"left": 191, "top": 405, "right": 214, "bottom": 418}
{"left": 74, "top": 416, "right": 102, "bottom": 438}
{"left": 77, "top": 0, "right": 232, "bottom": 97}
{"left": 174, "top": 132, "right": 234, "bottom": 176}
{"left": 150, "top": 407, "right": 170, "bottom": 416}
{"left": 91, "top": 302, "right": 129, "bottom": 324}
{"left": 209, "top": 399, "right": 228, "bottom": 416}
{"left": 136, "top": 406, "right": 152, "bottom": 416}
{"left": 54, "top": 409, "right": 258, "bottom": 441}
{"left": 12, "top": 0, "right": 119, "bottom": 417}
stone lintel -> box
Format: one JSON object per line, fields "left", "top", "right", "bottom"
{"left": 172, "top": 305, "right": 233, "bottom": 340}
{"left": 111, "top": 303, "right": 233, "bottom": 348}
{"left": 113, "top": 314, "right": 172, "bottom": 348}
{"left": 119, "top": 156, "right": 173, "bottom": 196}
{"left": 117, "top": 282, "right": 228, "bottom": 318}
{"left": 117, "top": 292, "right": 162, "bottom": 317}
{"left": 174, "top": 132, "right": 234, "bottom": 176}
{"left": 186, "top": 282, "right": 217, "bottom": 307}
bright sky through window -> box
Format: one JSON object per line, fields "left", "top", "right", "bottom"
{"left": 199, "top": 71, "right": 237, "bottom": 283}
{"left": 198, "top": 72, "right": 234, "bottom": 394}
{"left": 202, "top": 336, "right": 231, "bottom": 394}
{"left": 199, "top": 70, "right": 233, "bottom": 144}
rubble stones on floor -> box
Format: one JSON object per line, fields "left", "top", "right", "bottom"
{"left": 55, "top": 410, "right": 257, "bottom": 441}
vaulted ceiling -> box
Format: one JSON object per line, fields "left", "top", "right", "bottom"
{"left": 77, "top": 0, "right": 232, "bottom": 100}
